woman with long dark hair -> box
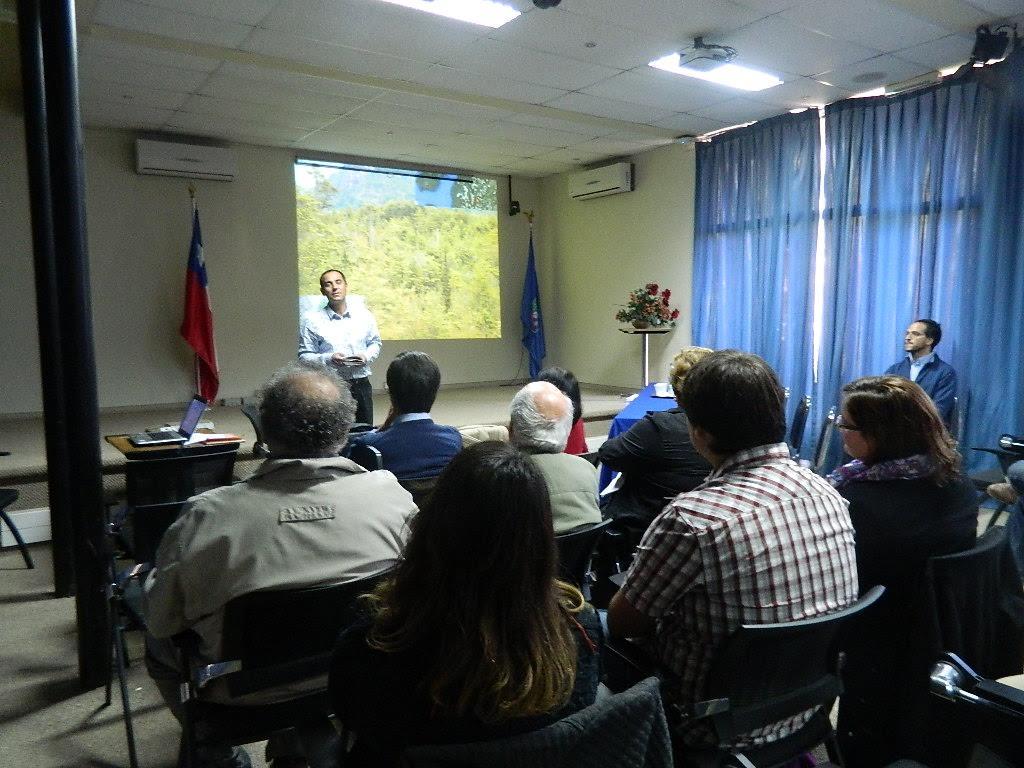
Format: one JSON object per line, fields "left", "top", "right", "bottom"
{"left": 328, "top": 441, "right": 602, "bottom": 766}
{"left": 829, "top": 375, "right": 977, "bottom": 767}
{"left": 535, "top": 366, "right": 587, "bottom": 454}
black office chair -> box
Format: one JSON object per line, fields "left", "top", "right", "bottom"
{"left": 124, "top": 447, "right": 237, "bottom": 506}
{"left": 681, "top": 585, "right": 886, "bottom": 768}
{"left": 927, "top": 652, "right": 1024, "bottom": 767}
{"left": 176, "top": 571, "right": 392, "bottom": 768}
{"left": 239, "top": 402, "right": 269, "bottom": 457}
{"left": 348, "top": 443, "right": 383, "bottom": 471}
{"left": 554, "top": 518, "right": 613, "bottom": 596}
{"left": 399, "top": 476, "right": 439, "bottom": 508}
{"left": 0, "top": 488, "right": 34, "bottom": 568}
{"left": 787, "top": 395, "right": 812, "bottom": 460}
{"left": 970, "top": 435, "right": 1024, "bottom": 532}
{"left": 811, "top": 405, "right": 839, "bottom": 476}
{"left": 402, "top": 677, "right": 672, "bottom": 768}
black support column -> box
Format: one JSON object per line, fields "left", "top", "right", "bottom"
{"left": 17, "top": 0, "right": 108, "bottom": 688}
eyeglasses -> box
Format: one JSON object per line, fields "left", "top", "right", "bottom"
{"left": 836, "top": 417, "right": 861, "bottom": 432}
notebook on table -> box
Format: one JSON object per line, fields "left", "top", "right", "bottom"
{"left": 128, "top": 397, "right": 207, "bottom": 446}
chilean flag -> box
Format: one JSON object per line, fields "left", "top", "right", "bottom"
{"left": 180, "top": 207, "right": 219, "bottom": 402}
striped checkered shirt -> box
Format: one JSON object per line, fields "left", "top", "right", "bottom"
{"left": 622, "top": 442, "right": 858, "bottom": 745}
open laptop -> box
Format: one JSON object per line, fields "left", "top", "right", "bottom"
{"left": 129, "top": 396, "right": 207, "bottom": 446}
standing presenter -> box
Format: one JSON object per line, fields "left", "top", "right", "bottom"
{"left": 299, "top": 268, "right": 381, "bottom": 425}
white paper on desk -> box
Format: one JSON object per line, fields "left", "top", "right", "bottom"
{"left": 653, "top": 382, "right": 674, "bottom": 398}
{"left": 600, "top": 472, "right": 623, "bottom": 497}
{"left": 185, "top": 433, "right": 239, "bottom": 445}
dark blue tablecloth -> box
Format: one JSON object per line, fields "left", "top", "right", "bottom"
{"left": 598, "top": 383, "right": 677, "bottom": 490}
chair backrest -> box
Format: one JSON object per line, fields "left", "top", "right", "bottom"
{"left": 398, "top": 476, "right": 439, "bottom": 508}
{"left": 348, "top": 443, "right": 383, "bottom": 471}
{"left": 129, "top": 500, "right": 186, "bottom": 563}
{"left": 402, "top": 677, "right": 671, "bottom": 768}
{"left": 239, "top": 402, "right": 270, "bottom": 457}
{"left": 788, "top": 395, "right": 812, "bottom": 459}
{"left": 700, "top": 585, "right": 885, "bottom": 738}
{"left": 216, "top": 569, "right": 392, "bottom": 697}
{"left": 811, "top": 405, "right": 838, "bottom": 475}
{"left": 125, "top": 447, "right": 237, "bottom": 506}
{"left": 949, "top": 395, "right": 964, "bottom": 442}
{"left": 555, "top": 518, "right": 613, "bottom": 588}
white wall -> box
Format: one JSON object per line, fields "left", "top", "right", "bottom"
{"left": 1, "top": 110, "right": 541, "bottom": 415}
{"left": 538, "top": 143, "right": 697, "bottom": 389}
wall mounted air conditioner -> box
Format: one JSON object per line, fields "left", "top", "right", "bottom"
{"left": 135, "top": 138, "right": 237, "bottom": 181}
{"left": 568, "top": 162, "right": 634, "bottom": 200}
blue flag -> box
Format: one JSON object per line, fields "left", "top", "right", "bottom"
{"left": 520, "top": 232, "right": 546, "bottom": 377}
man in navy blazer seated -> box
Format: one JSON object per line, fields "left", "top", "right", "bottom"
{"left": 885, "top": 318, "right": 958, "bottom": 426}
{"left": 346, "top": 350, "right": 462, "bottom": 479}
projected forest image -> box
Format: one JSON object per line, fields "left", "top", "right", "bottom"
{"left": 296, "top": 162, "right": 501, "bottom": 340}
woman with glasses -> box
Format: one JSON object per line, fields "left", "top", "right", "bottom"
{"left": 828, "top": 375, "right": 977, "bottom": 766}
{"left": 328, "top": 441, "right": 603, "bottom": 766}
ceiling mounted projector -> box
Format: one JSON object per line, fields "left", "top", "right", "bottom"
{"left": 679, "top": 37, "right": 738, "bottom": 72}
{"left": 532, "top": 0, "right": 562, "bottom": 7}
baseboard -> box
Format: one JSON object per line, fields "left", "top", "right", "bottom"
{"left": 1, "top": 507, "right": 51, "bottom": 547}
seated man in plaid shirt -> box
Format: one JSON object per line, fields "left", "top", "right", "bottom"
{"left": 607, "top": 350, "right": 858, "bottom": 748}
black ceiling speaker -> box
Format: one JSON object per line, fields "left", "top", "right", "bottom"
{"left": 532, "top": 0, "right": 562, "bottom": 7}
{"left": 970, "top": 24, "right": 1012, "bottom": 63}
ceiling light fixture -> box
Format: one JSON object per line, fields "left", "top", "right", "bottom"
{"left": 851, "top": 86, "right": 886, "bottom": 98}
{"left": 377, "top": 0, "right": 520, "bottom": 28}
{"left": 649, "top": 39, "right": 782, "bottom": 92}
{"left": 970, "top": 23, "right": 1016, "bottom": 64}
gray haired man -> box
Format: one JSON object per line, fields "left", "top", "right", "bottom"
{"left": 144, "top": 360, "right": 416, "bottom": 767}
{"left": 509, "top": 381, "right": 601, "bottom": 533}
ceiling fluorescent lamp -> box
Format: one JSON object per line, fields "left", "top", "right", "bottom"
{"left": 649, "top": 53, "right": 782, "bottom": 91}
{"left": 852, "top": 86, "right": 886, "bottom": 98}
{"left": 377, "top": 0, "right": 520, "bottom": 27}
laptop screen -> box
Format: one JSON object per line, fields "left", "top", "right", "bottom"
{"left": 178, "top": 397, "right": 207, "bottom": 437}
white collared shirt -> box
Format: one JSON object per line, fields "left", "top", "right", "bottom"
{"left": 907, "top": 350, "right": 935, "bottom": 383}
{"left": 298, "top": 296, "right": 382, "bottom": 379}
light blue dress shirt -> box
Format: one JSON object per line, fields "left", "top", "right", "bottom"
{"left": 907, "top": 350, "right": 935, "bottom": 383}
{"left": 298, "top": 297, "right": 382, "bottom": 380}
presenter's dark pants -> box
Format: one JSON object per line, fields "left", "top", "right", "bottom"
{"left": 349, "top": 376, "right": 373, "bottom": 427}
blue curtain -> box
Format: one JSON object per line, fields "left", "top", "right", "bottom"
{"left": 818, "top": 50, "right": 1024, "bottom": 472}
{"left": 692, "top": 111, "right": 820, "bottom": 455}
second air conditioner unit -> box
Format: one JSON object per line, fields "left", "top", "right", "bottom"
{"left": 135, "top": 138, "right": 237, "bottom": 181}
{"left": 568, "top": 162, "right": 634, "bottom": 200}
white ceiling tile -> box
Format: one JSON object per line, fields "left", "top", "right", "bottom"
{"left": 731, "top": 0, "right": 802, "bottom": 11}
{"left": 79, "top": 35, "right": 223, "bottom": 72}
{"left": 529, "top": 146, "right": 613, "bottom": 165}
{"left": 215, "top": 62, "right": 385, "bottom": 102}
{"left": 132, "top": 0, "right": 278, "bottom": 25}
{"left": 199, "top": 73, "right": 368, "bottom": 115}
{"left": 487, "top": 8, "right": 679, "bottom": 71}
{"left": 480, "top": 121, "right": 600, "bottom": 147}
{"left": 570, "top": 136, "right": 668, "bottom": 157}
{"left": 777, "top": 0, "right": 955, "bottom": 52}
{"left": 343, "top": 101, "right": 482, "bottom": 133}
{"left": 502, "top": 111, "right": 619, "bottom": 137}
{"left": 690, "top": 97, "right": 787, "bottom": 123}
{"left": 543, "top": 91, "right": 678, "bottom": 124}
{"left": 77, "top": 0, "right": 101, "bottom": 26}
{"left": 817, "top": 53, "right": 933, "bottom": 90}
{"left": 651, "top": 113, "right": 734, "bottom": 135}
{"left": 717, "top": 14, "right": 883, "bottom": 77}
{"left": 896, "top": 34, "right": 975, "bottom": 69}
{"left": 79, "top": 53, "right": 212, "bottom": 92}
{"left": 745, "top": 76, "right": 852, "bottom": 108}
{"left": 94, "top": 0, "right": 255, "bottom": 47}
{"left": 259, "top": 0, "right": 482, "bottom": 64}
{"left": 81, "top": 99, "right": 175, "bottom": 129}
{"left": 163, "top": 116, "right": 306, "bottom": 145}
{"left": 558, "top": 0, "right": 769, "bottom": 40}
{"left": 372, "top": 92, "right": 513, "bottom": 122}
{"left": 411, "top": 64, "right": 567, "bottom": 104}
{"left": 579, "top": 69, "right": 737, "bottom": 113}
{"left": 436, "top": 38, "right": 623, "bottom": 91}
{"left": 243, "top": 28, "right": 426, "bottom": 81}
{"left": 80, "top": 79, "right": 190, "bottom": 111}
{"left": 178, "top": 93, "right": 337, "bottom": 131}
{"left": 966, "top": 0, "right": 1024, "bottom": 17}
{"left": 502, "top": 158, "right": 577, "bottom": 176}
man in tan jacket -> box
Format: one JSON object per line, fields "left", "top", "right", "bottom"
{"left": 144, "top": 360, "right": 416, "bottom": 767}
